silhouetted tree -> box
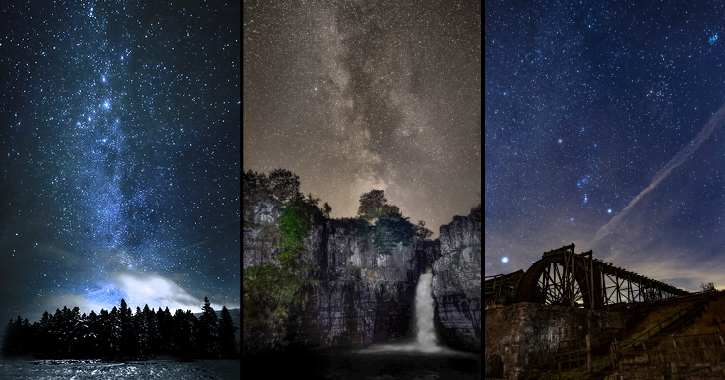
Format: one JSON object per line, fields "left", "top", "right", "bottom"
{"left": 243, "top": 169, "right": 271, "bottom": 222}
{"left": 144, "top": 305, "right": 160, "bottom": 357}
{"left": 218, "top": 306, "right": 239, "bottom": 358}
{"left": 37, "top": 311, "right": 53, "bottom": 357}
{"left": 2, "top": 317, "right": 21, "bottom": 356}
{"left": 135, "top": 306, "right": 149, "bottom": 359}
{"left": 413, "top": 220, "right": 434, "bottom": 241}
{"left": 105, "top": 307, "right": 121, "bottom": 358}
{"left": 172, "top": 309, "right": 197, "bottom": 358}
{"left": 197, "top": 297, "right": 220, "bottom": 358}
{"left": 357, "top": 189, "right": 387, "bottom": 222}
{"left": 81, "top": 310, "right": 100, "bottom": 357}
{"left": 1, "top": 299, "right": 239, "bottom": 361}
{"left": 157, "top": 307, "right": 174, "bottom": 354}
{"left": 322, "top": 202, "right": 332, "bottom": 219}
{"left": 119, "top": 299, "right": 138, "bottom": 358}
{"left": 268, "top": 168, "right": 301, "bottom": 204}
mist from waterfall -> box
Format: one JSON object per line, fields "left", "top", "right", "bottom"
{"left": 357, "top": 267, "right": 453, "bottom": 354}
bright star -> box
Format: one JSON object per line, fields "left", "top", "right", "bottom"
{"left": 558, "top": 138, "right": 563, "bottom": 143}
{"left": 607, "top": 208, "right": 612, "bottom": 213}
{"left": 501, "top": 257, "right": 508, "bottom": 264}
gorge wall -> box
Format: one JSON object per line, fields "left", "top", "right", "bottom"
{"left": 433, "top": 211, "right": 482, "bottom": 351}
{"left": 242, "top": 206, "right": 481, "bottom": 354}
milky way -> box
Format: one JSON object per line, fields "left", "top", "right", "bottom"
{"left": 486, "top": 1, "right": 725, "bottom": 291}
{"left": 0, "top": 1, "right": 240, "bottom": 322}
{"left": 243, "top": 0, "right": 481, "bottom": 236}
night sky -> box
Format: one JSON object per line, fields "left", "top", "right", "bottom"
{"left": 243, "top": 0, "right": 481, "bottom": 238}
{"left": 0, "top": 1, "right": 240, "bottom": 324}
{"left": 486, "top": 1, "right": 725, "bottom": 291}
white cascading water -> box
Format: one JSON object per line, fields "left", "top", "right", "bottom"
{"left": 357, "top": 267, "right": 451, "bottom": 354}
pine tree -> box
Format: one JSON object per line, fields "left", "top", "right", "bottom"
{"left": 119, "top": 299, "right": 138, "bottom": 358}
{"left": 68, "top": 306, "right": 82, "bottom": 357}
{"left": 135, "top": 306, "right": 150, "bottom": 359}
{"left": 2, "top": 317, "right": 20, "bottom": 356}
{"left": 218, "top": 306, "right": 239, "bottom": 358}
{"left": 198, "top": 296, "right": 220, "bottom": 358}
{"left": 52, "top": 307, "right": 66, "bottom": 357}
{"left": 157, "top": 307, "right": 174, "bottom": 354}
{"left": 37, "top": 311, "right": 53, "bottom": 357}
{"left": 83, "top": 310, "right": 100, "bottom": 357}
{"left": 172, "top": 309, "right": 197, "bottom": 358}
{"left": 105, "top": 307, "right": 121, "bottom": 358}
{"left": 144, "top": 305, "right": 160, "bottom": 357}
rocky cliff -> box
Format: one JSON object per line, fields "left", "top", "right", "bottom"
{"left": 432, "top": 210, "right": 482, "bottom": 351}
{"left": 243, "top": 208, "right": 480, "bottom": 354}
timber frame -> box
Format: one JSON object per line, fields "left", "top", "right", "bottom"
{"left": 507, "top": 244, "right": 689, "bottom": 310}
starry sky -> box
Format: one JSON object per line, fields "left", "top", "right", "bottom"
{"left": 485, "top": 1, "right": 725, "bottom": 291}
{"left": 0, "top": 1, "right": 240, "bottom": 324}
{"left": 243, "top": 0, "right": 481, "bottom": 238}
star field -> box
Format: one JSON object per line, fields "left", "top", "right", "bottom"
{"left": 0, "top": 1, "right": 240, "bottom": 323}
{"left": 486, "top": 1, "right": 725, "bottom": 291}
{"left": 243, "top": 0, "right": 481, "bottom": 237}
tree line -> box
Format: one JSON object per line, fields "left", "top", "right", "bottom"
{"left": 243, "top": 168, "right": 436, "bottom": 243}
{"left": 2, "top": 297, "right": 238, "bottom": 360}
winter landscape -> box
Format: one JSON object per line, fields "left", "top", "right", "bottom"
{"left": 1, "top": 298, "right": 241, "bottom": 379}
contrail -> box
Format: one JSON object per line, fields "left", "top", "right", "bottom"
{"left": 592, "top": 102, "right": 725, "bottom": 243}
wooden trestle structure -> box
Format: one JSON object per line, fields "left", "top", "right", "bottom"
{"left": 508, "top": 244, "right": 689, "bottom": 310}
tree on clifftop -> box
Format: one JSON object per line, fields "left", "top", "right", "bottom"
{"left": 268, "top": 168, "right": 301, "bottom": 204}
{"left": 357, "top": 189, "right": 387, "bottom": 222}
{"left": 413, "top": 220, "right": 434, "bottom": 241}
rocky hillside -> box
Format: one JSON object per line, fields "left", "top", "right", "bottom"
{"left": 243, "top": 207, "right": 481, "bottom": 354}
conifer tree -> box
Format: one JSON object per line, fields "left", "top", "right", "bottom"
{"left": 119, "top": 299, "right": 137, "bottom": 358}
{"left": 2, "top": 317, "right": 20, "bottom": 356}
{"left": 172, "top": 309, "right": 197, "bottom": 358}
{"left": 83, "top": 310, "right": 100, "bottom": 357}
{"left": 218, "top": 306, "right": 239, "bottom": 358}
{"left": 157, "top": 307, "right": 174, "bottom": 354}
{"left": 198, "top": 296, "right": 220, "bottom": 358}
{"left": 135, "top": 306, "right": 149, "bottom": 359}
{"left": 106, "top": 307, "right": 121, "bottom": 358}
{"left": 37, "top": 311, "right": 53, "bottom": 357}
{"left": 144, "top": 305, "right": 160, "bottom": 357}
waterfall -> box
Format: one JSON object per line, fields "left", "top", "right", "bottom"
{"left": 414, "top": 268, "right": 439, "bottom": 351}
{"left": 357, "top": 267, "right": 452, "bottom": 354}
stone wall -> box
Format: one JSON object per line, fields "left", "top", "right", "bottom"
{"left": 485, "top": 302, "right": 625, "bottom": 379}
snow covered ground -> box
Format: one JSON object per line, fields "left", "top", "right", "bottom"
{"left": 0, "top": 358, "right": 240, "bottom": 380}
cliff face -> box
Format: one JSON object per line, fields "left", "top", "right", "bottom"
{"left": 243, "top": 208, "right": 480, "bottom": 354}
{"left": 432, "top": 211, "right": 482, "bottom": 351}
{"left": 300, "top": 221, "right": 437, "bottom": 348}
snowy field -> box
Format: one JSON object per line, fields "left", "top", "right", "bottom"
{"left": 0, "top": 358, "right": 240, "bottom": 380}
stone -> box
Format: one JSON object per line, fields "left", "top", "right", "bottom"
{"left": 432, "top": 210, "right": 482, "bottom": 351}
{"left": 243, "top": 207, "right": 481, "bottom": 354}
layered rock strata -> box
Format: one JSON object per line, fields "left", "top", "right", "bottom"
{"left": 432, "top": 210, "right": 482, "bottom": 351}
{"left": 243, "top": 205, "right": 481, "bottom": 354}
